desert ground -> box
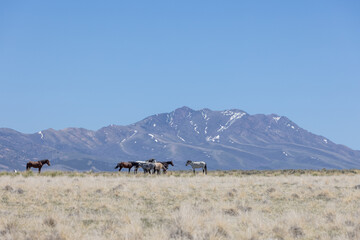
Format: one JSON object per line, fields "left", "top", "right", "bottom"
{"left": 1, "top": 170, "right": 360, "bottom": 240}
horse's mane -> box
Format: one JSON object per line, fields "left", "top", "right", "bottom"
{"left": 39, "top": 159, "right": 49, "bottom": 164}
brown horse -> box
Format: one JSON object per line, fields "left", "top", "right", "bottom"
{"left": 26, "top": 159, "right": 50, "bottom": 173}
{"left": 160, "top": 161, "right": 174, "bottom": 170}
{"left": 115, "top": 161, "right": 139, "bottom": 173}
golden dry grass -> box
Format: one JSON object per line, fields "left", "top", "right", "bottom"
{"left": 1, "top": 170, "right": 360, "bottom": 239}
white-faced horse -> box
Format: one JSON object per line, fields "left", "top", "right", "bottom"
{"left": 186, "top": 160, "right": 207, "bottom": 175}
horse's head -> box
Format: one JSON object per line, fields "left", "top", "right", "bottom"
{"left": 45, "top": 160, "right": 50, "bottom": 166}
{"left": 186, "top": 160, "right": 192, "bottom": 166}
{"left": 147, "top": 159, "right": 156, "bottom": 163}
{"left": 114, "top": 163, "right": 120, "bottom": 169}
{"left": 170, "top": 161, "right": 174, "bottom": 166}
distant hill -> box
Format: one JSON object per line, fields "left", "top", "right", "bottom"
{"left": 1, "top": 106, "right": 359, "bottom": 171}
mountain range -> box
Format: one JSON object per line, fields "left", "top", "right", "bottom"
{"left": 1, "top": 106, "right": 359, "bottom": 171}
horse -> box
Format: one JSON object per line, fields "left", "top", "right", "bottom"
{"left": 186, "top": 160, "right": 207, "bottom": 175}
{"left": 137, "top": 162, "right": 156, "bottom": 174}
{"left": 114, "top": 161, "right": 139, "bottom": 173}
{"left": 135, "top": 159, "right": 156, "bottom": 174}
{"left": 153, "top": 162, "right": 167, "bottom": 174}
{"left": 160, "top": 161, "right": 174, "bottom": 170}
{"left": 26, "top": 159, "right": 50, "bottom": 173}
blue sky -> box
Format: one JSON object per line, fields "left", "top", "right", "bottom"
{"left": 1, "top": 1, "right": 359, "bottom": 150}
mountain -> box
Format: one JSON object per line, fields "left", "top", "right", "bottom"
{"left": 1, "top": 106, "right": 360, "bottom": 171}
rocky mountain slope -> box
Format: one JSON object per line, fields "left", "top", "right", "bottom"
{"left": 1, "top": 107, "right": 359, "bottom": 171}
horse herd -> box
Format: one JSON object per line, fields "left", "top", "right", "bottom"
{"left": 25, "top": 159, "right": 208, "bottom": 175}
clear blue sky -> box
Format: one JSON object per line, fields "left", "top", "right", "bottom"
{"left": 1, "top": 1, "right": 359, "bottom": 150}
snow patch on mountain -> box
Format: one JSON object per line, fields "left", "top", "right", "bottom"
{"left": 177, "top": 131, "right": 185, "bottom": 142}
{"left": 287, "top": 124, "right": 296, "bottom": 129}
{"left": 38, "top": 131, "right": 44, "bottom": 139}
{"left": 217, "top": 112, "right": 246, "bottom": 132}
{"left": 202, "top": 111, "right": 210, "bottom": 121}
{"left": 130, "top": 130, "right": 138, "bottom": 138}
{"left": 148, "top": 134, "right": 158, "bottom": 142}
{"left": 190, "top": 121, "right": 200, "bottom": 134}
{"left": 273, "top": 116, "right": 281, "bottom": 123}
{"left": 206, "top": 135, "right": 220, "bottom": 142}
{"left": 167, "top": 114, "right": 175, "bottom": 128}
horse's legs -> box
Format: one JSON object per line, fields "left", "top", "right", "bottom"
{"left": 38, "top": 167, "right": 42, "bottom": 173}
{"left": 128, "top": 167, "right": 132, "bottom": 173}
{"left": 118, "top": 167, "right": 122, "bottom": 172}
{"left": 193, "top": 169, "right": 195, "bottom": 174}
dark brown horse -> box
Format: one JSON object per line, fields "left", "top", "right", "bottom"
{"left": 160, "top": 161, "right": 174, "bottom": 170}
{"left": 115, "top": 161, "right": 139, "bottom": 173}
{"left": 26, "top": 159, "right": 50, "bottom": 173}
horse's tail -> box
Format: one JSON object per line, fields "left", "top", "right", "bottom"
{"left": 204, "top": 164, "right": 207, "bottom": 175}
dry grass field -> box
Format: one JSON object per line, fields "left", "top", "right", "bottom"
{"left": 1, "top": 170, "right": 360, "bottom": 240}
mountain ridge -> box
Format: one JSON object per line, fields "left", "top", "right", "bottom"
{"left": 1, "top": 106, "right": 359, "bottom": 171}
